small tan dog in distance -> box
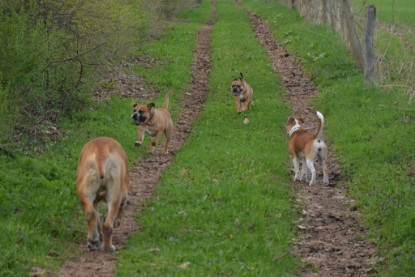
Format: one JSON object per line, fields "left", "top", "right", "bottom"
{"left": 286, "top": 111, "right": 329, "bottom": 186}
{"left": 131, "top": 90, "right": 174, "bottom": 154}
{"left": 76, "top": 137, "right": 129, "bottom": 252}
{"left": 230, "top": 73, "right": 253, "bottom": 113}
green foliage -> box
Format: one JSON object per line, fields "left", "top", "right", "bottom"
{"left": 244, "top": 0, "right": 415, "bottom": 275}
{"left": 0, "top": 0, "right": 147, "bottom": 144}
{"left": 116, "top": 0, "right": 300, "bottom": 275}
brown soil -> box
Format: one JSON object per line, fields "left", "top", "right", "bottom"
{"left": 248, "top": 11, "right": 381, "bottom": 277}
{"left": 56, "top": 4, "right": 381, "bottom": 277}
{"left": 57, "top": 6, "right": 216, "bottom": 277}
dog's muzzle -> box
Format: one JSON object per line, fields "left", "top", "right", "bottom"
{"left": 131, "top": 112, "right": 146, "bottom": 126}
{"left": 231, "top": 87, "right": 242, "bottom": 97}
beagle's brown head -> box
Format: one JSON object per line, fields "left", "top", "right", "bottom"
{"left": 286, "top": 116, "right": 304, "bottom": 134}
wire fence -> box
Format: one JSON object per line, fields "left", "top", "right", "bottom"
{"left": 276, "top": 0, "right": 415, "bottom": 99}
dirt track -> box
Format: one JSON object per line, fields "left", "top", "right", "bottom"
{"left": 247, "top": 11, "right": 380, "bottom": 277}
{"left": 58, "top": 3, "right": 379, "bottom": 277}
{"left": 58, "top": 5, "right": 215, "bottom": 277}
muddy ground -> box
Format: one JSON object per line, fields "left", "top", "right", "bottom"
{"left": 57, "top": 3, "right": 380, "bottom": 277}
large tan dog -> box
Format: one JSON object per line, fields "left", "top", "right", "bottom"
{"left": 131, "top": 90, "right": 174, "bottom": 154}
{"left": 76, "top": 137, "right": 129, "bottom": 252}
{"left": 230, "top": 73, "right": 253, "bottom": 113}
{"left": 286, "top": 111, "right": 329, "bottom": 186}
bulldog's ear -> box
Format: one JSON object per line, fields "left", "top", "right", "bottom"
{"left": 133, "top": 103, "right": 138, "bottom": 107}
{"left": 287, "top": 117, "right": 295, "bottom": 125}
{"left": 147, "top": 103, "right": 155, "bottom": 109}
{"left": 298, "top": 117, "right": 304, "bottom": 124}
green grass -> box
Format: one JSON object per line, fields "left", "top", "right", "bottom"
{"left": 116, "top": 0, "right": 299, "bottom": 276}
{"left": 0, "top": 98, "right": 141, "bottom": 276}
{"left": 353, "top": 0, "right": 415, "bottom": 93}
{"left": 244, "top": 0, "right": 415, "bottom": 276}
{"left": 354, "top": 0, "right": 415, "bottom": 29}
{"left": 0, "top": 1, "right": 212, "bottom": 276}
{"left": 3, "top": 0, "right": 415, "bottom": 276}
{"left": 131, "top": 2, "right": 212, "bottom": 120}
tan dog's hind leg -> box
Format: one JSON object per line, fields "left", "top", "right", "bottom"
{"left": 102, "top": 198, "right": 120, "bottom": 253}
{"left": 101, "top": 177, "right": 123, "bottom": 253}
{"left": 79, "top": 196, "right": 100, "bottom": 251}
{"left": 163, "top": 124, "right": 173, "bottom": 154}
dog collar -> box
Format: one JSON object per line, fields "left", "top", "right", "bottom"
{"left": 288, "top": 125, "right": 301, "bottom": 137}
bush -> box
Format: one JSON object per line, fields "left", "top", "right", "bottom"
{"left": 0, "top": 0, "right": 146, "bottom": 144}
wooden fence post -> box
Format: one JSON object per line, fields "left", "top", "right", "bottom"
{"left": 342, "top": 0, "right": 364, "bottom": 67}
{"left": 364, "top": 5, "right": 376, "bottom": 87}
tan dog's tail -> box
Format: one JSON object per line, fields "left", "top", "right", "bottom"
{"left": 162, "top": 89, "right": 173, "bottom": 109}
{"left": 315, "top": 111, "right": 325, "bottom": 140}
{"left": 97, "top": 159, "right": 105, "bottom": 179}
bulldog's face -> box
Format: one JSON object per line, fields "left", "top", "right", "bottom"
{"left": 131, "top": 103, "right": 155, "bottom": 126}
{"left": 231, "top": 79, "right": 244, "bottom": 97}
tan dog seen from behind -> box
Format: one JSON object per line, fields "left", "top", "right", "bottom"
{"left": 286, "top": 111, "right": 329, "bottom": 186}
{"left": 230, "top": 73, "right": 253, "bottom": 114}
{"left": 131, "top": 89, "right": 174, "bottom": 154}
{"left": 76, "top": 137, "right": 129, "bottom": 252}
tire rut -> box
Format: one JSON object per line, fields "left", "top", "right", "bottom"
{"left": 57, "top": 4, "right": 216, "bottom": 277}
{"left": 247, "top": 11, "right": 380, "bottom": 277}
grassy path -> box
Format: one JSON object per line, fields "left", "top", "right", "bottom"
{"left": 5, "top": 0, "right": 413, "bottom": 276}
{"left": 115, "top": 0, "right": 299, "bottom": 275}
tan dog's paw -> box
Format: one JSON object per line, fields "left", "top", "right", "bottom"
{"left": 135, "top": 141, "right": 142, "bottom": 147}
{"left": 103, "top": 244, "right": 116, "bottom": 253}
{"left": 87, "top": 237, "right": 100, "bottom": 251}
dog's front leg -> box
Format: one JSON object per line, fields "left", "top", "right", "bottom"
{"left": 135, "top": 127, "right": 145, "bottom": 147}
{"left": 233, "top": 96, "right": 241, "bottom": 113}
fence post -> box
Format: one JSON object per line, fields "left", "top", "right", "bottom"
{"left": 364, "top": 5, "right": 376, "bottom": 87}
{"left": 342, "top": 0, "right": 364, "bottom": 67}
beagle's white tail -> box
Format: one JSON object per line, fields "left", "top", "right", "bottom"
{"left": 315, "top": 111, "right": 325, "bottom": 140}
